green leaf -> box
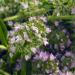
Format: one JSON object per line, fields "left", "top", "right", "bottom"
{"left": 0, "top": 45, "right": 7, "bottom": 50}
{"left": 0, "top": 69, "right": 10, "bottom": 75}
{"left": 0, "top": 19, "right": 8, "bottom": 46}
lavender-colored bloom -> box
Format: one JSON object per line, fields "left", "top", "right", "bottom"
{"left": 39, "top": 51, "right": 49, "bottom": 61}
{"left": 15, "top": 63, "right": 21, "bottom": 71}
{"left": 71, "top": 61, "right": 75, "bottom": 68}
{"left": 66, "top": 39, "right": 72, "bottom": 47}
{"left": 14, "top": 23, "right": 24, "bottom": 31}
{"left": 33, "top": 54, "right": 39, "bottom": 60}
{"left": 65, "top": 51, "right": 73, "bottom": 57}
{"left": 71, "top": 7, "right": 75, "bottom": 14}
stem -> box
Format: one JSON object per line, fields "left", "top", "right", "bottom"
{"left": 3, "top": 15, "right": 20, "bottom": 21}
{"left": 48, "top": 15, "right": 75, "bottom": 20}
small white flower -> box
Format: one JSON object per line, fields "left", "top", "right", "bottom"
{"left": 25, "top": 55, "right": 30, "bottom": 61}
{"left": 23, "top": 32, "right": 31, "bottom": 42}
{"left": 7, "top": 21, "right": 13, "bottom": 26}
{"left": 57, "top": 12, "right": 60, "bottom": 16}
{"left": 10, "top": 36, "right": 16, "bottom": 44}
{"left": 40, "top": 16, "right": 47, "bottom": 22}
{"left": 46, "top": 27, "right": 51, "bottom": 33}
{"left": 31, "top": 26, "right": 39, "bottom": 33}
{"left": 66, "top": 71, "right": 73, "bottom": 75}
{"left": 21, "top": 2, "right": 28, "bottom": 9}
{"left": 15, "top": 35, "right": 22, "bottom": 43}
{"left": 43, "top": 38, "right": 49, "bottom": 46}
{"left": 33, "top": 0, "right": 39, "bottom": 5}
{"left": 50, "top": 53, "right": 55, "bottom": 61}
{"left": 55, "top": 21, "right": 59, "bottom": 26}
{"left": 8, "top": 30, "right": 15, "bottom": 37}
{"left": 9, "top": 53, "right": 13, "bottom": 58}
{"left": 29, "top": 17, "right": 36, "bottom": 21}
{"left": 0, "top": 6, "right": 5, "bottom": 12}
{"left": 25, "top": 25, "right": 30, "bottom": 30}
{"left": 10, "top": 46, "right": 16, "bottom": 53}
{"left": 35, "top": 33, "right": 41, "bottom": 38}
{"left": 31, "top": 47, "right": 37, "bottom": 54}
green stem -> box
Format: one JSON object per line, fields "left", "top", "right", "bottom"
{"left": 3, "top": 15, "right": 20, "bottom": 21}
{"left": 48, "top": 15, "right": 75, "bottom": 20}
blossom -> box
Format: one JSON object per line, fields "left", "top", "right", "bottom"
{"left": 14, "top": 23, "right": 24, "bottom": 31}
{"left": 25, "top": 55, "right": 31, "bottom": 61}
{"left": 43, "top": 38, "right": 49, "bottom": 46}
{"left": 7, "top": 21, "right": 13, "bottom": 26}
{"left": 39, "top": 51, "right": 49, "bottom": 61}
{"left": 31, "top": 26, "right": 39, "bottom": 33}
{"left": 15, "top": 35, "right": 23, "bottom": 43}
{"left": 66, "top": 71, "right": 73, "bottom": 75}
{"left": 31, "top": 47, "right": 37, "bottom": 54}
{"left": 65, "top": 51, "right": 73, "bottom": 57}
{"left": 9, "top": 36, "right": 16, "bottom": 44}
{"left": 23, "top": 32, "right": 31, "bottom": 42}
{"left": 21, "top": 2, "right": 28, "bottom": 9}
{"left": 39, "top": 16, "right": 47, "bottom": 22}
{"left": 29, "top": 17, "right": 36, "bottom": 21}
{"left": 46, "top": 27, "right": 52, "bottom": 33}
{"left": 49, "top": 53, "right": 55, "bottom": 61}
{"left": 71, "top": 7, "right": 75, "bottom": 14}
{"left": 10, "top": 46, "right": 16, "bottom": 53}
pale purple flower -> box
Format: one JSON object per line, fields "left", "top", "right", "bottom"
{"left": 66, "top": 39, "right": 72, "bottom": 47}
{"left": 15, "top": 63, "right": 21, "bottom": 71}
{"left": 14, "top": 23, "right": 24, "bottom": 31}
{"left": 71, "top": 61, "right": 75, "bottom": 68}
{"left": 39, "top": 51, "right": 49, "bottom": 61}
{"left": 33, "top": 54, "right": 39, "bottom": 60}
{"left": 71, "top": 7, "right": 75, "bottom": 14}
{"left": 65, "top": 51, "right": 73, "bottom": 57}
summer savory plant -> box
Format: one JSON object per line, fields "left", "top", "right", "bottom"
{"left": 0, "top": 0, "right": 75, "bottom": 75}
